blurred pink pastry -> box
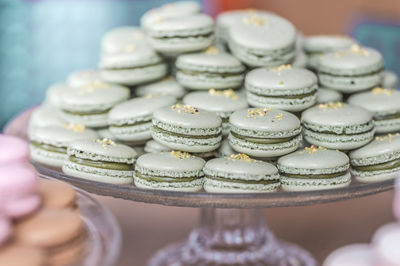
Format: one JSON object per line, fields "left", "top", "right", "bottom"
{"left": 0, "top": 164, "right": 41, "bottom": 218}
{"left": 0, "top": 134, "right": 29, "bottom": 166}
{"left": 323, "top": 243, "right": 373, "bottom": 266}
{"left": 372, "top": 223, "right": 400, "bottom": 266}
{"left": 394, "top": 178, "right": 400, "bottom": 221}
{"left": 0, "top": 216, "right": 11, "bottom": 246}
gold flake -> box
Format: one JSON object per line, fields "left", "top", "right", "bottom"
{"left": 243, "top": 15, "right": 268, "bottom": 26}
{"left": 95, "top": 138, "right": 116, "bottom": 149}
{"left": 208, "top": 88, "right": 238, "bottom": 100}
{"left": 371, "top": 87, "right": 392, "bottom": 96}
{"left": 349, "top": 44, "right": 369, "bottom": 56}
{"left": 274, "top": 113, "right": 283, "bottom": 120}
{"left": 304, "top": 145, "right": 327, "bottom": 154}
{"left": 79, "top": 81, "right": 110, "bottom": 95}
{"left": 155, "top": 15, "right": 163, "bottom": 24}
{"left": 247, "top": 108, "right": 272, "bottom": 119}
{"left": 228, "top": 153, "right": 254, "bottom": 162}
{"left": 376, "top": 133, "right": 400, "bottom": 142}
{"left": 279, "top": 81, "right": 284, "bottom": 85}
{"left": 270, "top": 64, "right": 291, "bottom": 73}
{"left": 171, "top": 151, "right": 193, "bottom": 159}
{"left": 318, "top": 102, "right": 343, "bottom": 110}
{"left": 204, "top": 46, "right": 219, "bottom": 55}
{"left": 171, "top": 104, "right": 199, "bottom": 114}
{"left": 63, "top": 123, "right": 85, "bottom": 133}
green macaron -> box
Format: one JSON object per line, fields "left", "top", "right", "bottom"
{"left": 317, "top": 45, "right": 384, "bottom": 93}
{"left": 108, "top": 95, "right": 177, "bottom": 145}
{"left": 101, "top": 26, "right": 147, "bottom": 54}
{"left": 135, "top": 77, "right": 186, "bottom": 99}
{"left": 29, "top": 105, "right": 65, "bottom": 130}
{"left": 59, "top": 82, "right": 130, "bottom": 128}
{"left": 204, "top": 153, "right": 280, "bottom": 193}
{"left": 151, "top": 104, "right": 222, "bottom": 153}
{"left": 245, "top": 65, "right": 318, "bottom": 112}
{"left": 134, "top": 151, "right": 205, "bottom": 192}
{"left": 29, "top": 124, "right": 99, "bottom": 168}
{"left": 317, "top": 88, "right": 343, "bottom": 104}
{"left": 228, "top": 108, "right": 302, "bottom": 158}
{"left": 228, "top": 12, "right": 296, "bottom": 67}
{"left": 67, "top": 69, "right": 103, "bottom": 88}
{"left": 381, "top": 70, "right": 398, "bottom": 89}
{"left": 63, "top": 138, "right": 137, "bottom": 184}
{"left": 175, "top": 46, "right": 245, "bottom": 90}
{"left": 350, "top": 133, "right": 400, "bottom": 183}
{"left": 278, "top": 145, "right": 351, "bottom": 191}
{"left": 144, "top": 140, "right": 172, "bottom": 153}
{"left": 183, "top": 89, "right": 248, "bottom": 135}
{"left": 301, "top": 102, "right": 374, "bottom": 150}
{"left": 348, "top": 87, "right": 400, "bottom": 134}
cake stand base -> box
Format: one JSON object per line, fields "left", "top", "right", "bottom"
{"left": 148, "top": 208, "right": 316, "bottom": 266}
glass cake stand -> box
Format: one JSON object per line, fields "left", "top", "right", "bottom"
{"left": 4, "top": 108, "right": 395, "bottom": 266}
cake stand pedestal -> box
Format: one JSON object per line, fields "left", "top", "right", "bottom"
{"left": 5, "top": 108, "right": 395, "bottom": 266}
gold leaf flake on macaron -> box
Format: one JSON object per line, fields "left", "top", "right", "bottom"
{"left": 270, "top": 64, "right": 291, "bottom": 73}
{"left": 274, "top": 113, "right": 283, "bottom": 120}
{"left": 124, "top": 44, "right": 136, "bottom": 52}
{"left": 304, "top": 145, "right": 327, "bottom": 154}
{"left": 375, "top": 133, "right": 400, "bottom": 142}
{"left": 208, "top": 88, "right": 238, "bottom": 100}
{"left": 371, "top": 87, "right": 392, "bottom": 96}
{"left": 349, "top": 44, "right": 369, "bottom": 56}
{"left": 204, "top": 46, "right": 219, "bottom": 55}
{"left": 171, "top": 104, "right": 199, "bottom": 114}
{"left": 243, "top": 15, "right": 268, "bottom": 26}
{"left": 228, "top": 153, "right": 255, "bottom": 162}
{"left": 171, "top": 151, "right": 193, "bottom": 159}
{"left": 318, "top": 102, "right": 343, "bottom": 110}
{"left": 247, "top": 108, "right": 272, "bottom": 119}
{"left": 95, "top": 138, "right": 116, "bottom": 149}
{"left": 63, "top": 123, "right": 85, "bottom": 133}
{"left": 79, "top": 81, "right": 110, "bottom": 95}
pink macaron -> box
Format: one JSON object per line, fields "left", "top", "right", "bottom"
{"left": 323, "top": 243, "right": 373, "bottom": 266}
{"left": 394, "top": 178, "right": 400, "bottom": 221}
{"left": 372, "top": 223, "right": 400, "bottom": 266}
{"left": 0, "top": 216, "right": 12, "bottom": 246}
{"left": 0, "top": 164, "right": 41, "bottom": 219}
{"left": 0, "top": 134, "right": 30, "bottom": 166}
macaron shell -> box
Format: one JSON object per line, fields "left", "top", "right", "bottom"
{"left": 144, "top": 140, "right": 172, "bottom": 153}
{"left": 150, "top": 135, "right": 222, "bottom": 153}
{"left": 183, "top": 91, "right": 248, "bottom": 114}
{"left": 101, "top": 26, "right": 147, "bottom": 54}
{"left": 67, "top": 69, "right": 103, "bottom": 87}
{"left": 317, "top": 88, "right": 343, "bottom": 104}
{"left": 38, "top": 179, "right": 76, "bottom": 209}
{"left": 351, "top": 167, "right": 399, "bottom": 183}
{"left": 372, "top": 223, "right": 400, "bottom": 265}
{"left": 245, "top": 67, "right": 317, "bottom": 93}
{"left": 100, "top": 47, "right": 163, "bottom": 69}
{"left": 348, "top": 89, "right": 400, "bottom": 114}
{"left": 0, "top": 245, "right": 46, "bottom": 266}
{"left": 0, "top": 135, "right": 29, "bottom": 166}
{"left": 303, "top": 35, "right": 355, "bottom": 53}
{"left": 3, "top": 195, "right": 41, "bottom": 219}
{"left": 204, "top": 178, "right": 279, "bottom": 193}
{"left": 322, "top": 244, "right": 372, "bottom": 266}
{"left": 281, "top": 173, "right": 351, "bottom": 192}
{"left": 381, "top": 70, "right": 398, "bottom": 88}
{"left": 136, "top": 77, "right": 186, "bottom": 98}
{"left": 28, "top": 105, "right": 65, "bottom": 130}
{"left": 134, "top": 176, "right": 204, "bottom": 192}
{"left": 15, "top": 208, "right": 84, "bottom": 248}
{"left": 45, "top": 83, "right": 73, "bottom": 107}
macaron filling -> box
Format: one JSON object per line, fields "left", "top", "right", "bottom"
{"left": 31, "top": 142, "right": 67, "bottom": 154}
{"left": 280, "top": 171, "right": 348, "bottom": 179}
{"left": 374, "top": 113, "right": 400, "bottom": 121}
{"left": 248, "top": 90, "right": 317, "bottom": 100}
{"left": 352, "top": 158, "right": 400, "bottom": 172}
{"left": 152, "top": 125, "right": 221, "bottom": 139}
{"left": 135, "top": 171, "right": 201, "bottom": 183}
{"left": 69, "top": 155, "right": 133, "bottom": 171}
{"left": 110, "top": 119, "right": 151, "bottom": 128}
{"left": 205, "top": 175, "right": 279, "bottom": 185}
{"left": 230, "top": 132, "right": 298, "bottom": 144}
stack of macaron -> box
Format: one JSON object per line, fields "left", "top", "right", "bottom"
{"left": 28, "top": 1, "right": 400, "bottom": 192}
{"left": 0, "top": 134, "right": 88, "bottom": 266}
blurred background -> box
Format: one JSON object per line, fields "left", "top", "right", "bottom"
{"left": 1, "top": 0, "right": 399, "bottom": 265}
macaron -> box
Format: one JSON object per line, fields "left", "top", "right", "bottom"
{"left": 277, "top": 145, "right": 351, "bottom": 191}
{"left": 0, "top": 134, "right": 29, "bottom": 166}
{"left": 292, "top": 50, "right": 308, "bottom": 68}
{"left": 215, "top": 9, "right": 272, "bottom": 45}
{"left": 59, "top": 82, "right": 130, "bottom": 128}
{"left": 96, "top": 127, "right": 116, "bottom": 141}
{"left": 15, "top": 208, "right": 85, "bottom": 266}
{"left": 228, "top": 108, "right": 302, "bottom": 158}
{"left": 101, "top": 26, "right": 147, "bottom": 54}
{"left": 317, "top": 88, "right": 343, "bottom": 104}
{"left": 0, "top": 244, "right": 46, "bottom": 266}
{"left": 204, "top": 153, "right": 280, "bottom": 193}
{"left": 63, "top": 138, "right": 137, "bottom": 184}
{"left": 348, "top": 87, "right": 400, "bottom": 134}
{"left": 0, "top": 164, "right": 41, "bottom": 218}
{"left": 0, "top": 217, "right": 11, "bottom": 246}
{"left": 183, "top": 89, "right": 248, "bottom": 135}
{"left": 140, "top": 1, "right": 201, "bottom": 31}
{"left": 67, "top": 69, "right": 103, "bottom": 87}
{"left": 349, "top": 133, "right": 400, "bottom": 183}
{"left": 317, "top": 45, "right": 384, "bottom": 93}
{"left": 29, "top": 124, "right": 99, "bottom": 168}
{"left": 372, "top": 223, "right": 400, "bottom": 266}
{"left": 136, "top": 76, "right": 186, "bottom": 99}
{"left": 38, "top": 179, "right": 77, "bottom": 209}
{"left": 245, "top": 65, "right": 318, "bottom": 112}
{"left": 151, "top": 104, "right": 222, "bottom": 152}
{"left": 302, "top": 35, "right": 356, "bottom": 69}
{"left": 28, "top": 105, "right": 65, "bottom": 130}
{"left": 44, "top": 83, "right": 72, "bottom": 108}
{"left": 134, "top": 151, "right": 205, "bottom": 192}
{"left": 301, "top": 102, "right": 374, "bottom": 150}
{"left": 144, "top": 140, "right": 172, "bottom": 153}
{"left": 381, "top": 70, "right": 398, "bottom": 88}
{"left": 323, "top": 244, "right": 372, "bottom": 266}
{"left": 99, "top": 45, "right": 168, "bottom": 86}
{"left": 228, "top": 13, "right": 296, "bottom": 67}
{"left": 146, "top": 13, "right": 214, "bottom": 57}
{"left": 108, "top": 95, "right": 176, "bottom": 145}
{"left": 175, "top": 46, "right": 245, "bottom": 90}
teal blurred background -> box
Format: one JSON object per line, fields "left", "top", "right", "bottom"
{"left": 0, "top": 0, "right": 399, "bottom": 129}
